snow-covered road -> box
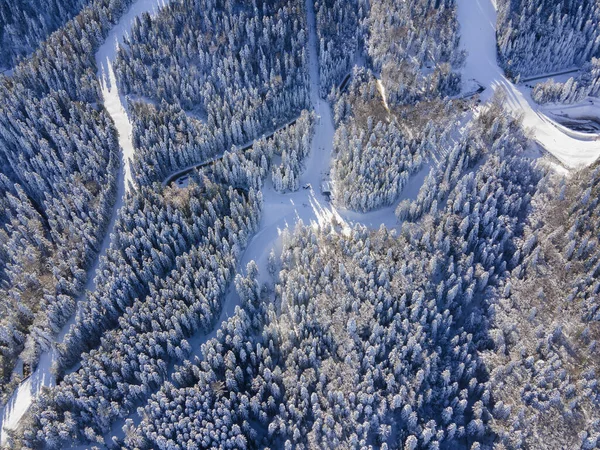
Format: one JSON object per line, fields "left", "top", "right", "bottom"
{"left": 0, "top": 0, "right": 170, "bottom": 444}
{"left": 456, "top": 0, "right": 600, "bottom": 168}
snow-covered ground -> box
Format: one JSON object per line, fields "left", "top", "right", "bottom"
{"left": 0, "top": 0, "right": 171, "bottom": 444}
{"left": 456, "top": 0, "right": 600, "bottom": 168}
{"left": 377, "top": 78, "right": 391, "bottom": 114}
{"left": 97, "top": 0, "right": 170, "bottom": 189}
{"left": 542, "top": 99, "right": 600, "bottom": 137}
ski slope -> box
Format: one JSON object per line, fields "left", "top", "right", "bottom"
{"left": 0, "top": 0, "right": 170, "bottom": 444}
{"left": 456, "top": 0, "right": 600, "bottom": 168}
{"left": 97, "top": 0, "right": 170, "bottom": 189}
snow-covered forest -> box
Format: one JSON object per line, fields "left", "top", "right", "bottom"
{"left": 2, "top": 0, "right": 600, "bottom": 448}
{"left": 0, "top": 0, "right": 90, "bottom": 69}
{"left": 365, "top": 0, "right": 463, "bottom": 105}
{"left": 0, "top": 0, "right": 141, "bottom": 413}
{"left": 497, "top": 0, "right": 600, "bottom": 79}
{"left": 532, "top": 58, "right": 600, "bottom": 104}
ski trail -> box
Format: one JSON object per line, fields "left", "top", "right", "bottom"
{"left": 0, "top": 0, "right": 170, "bottom": 444}
{"left": 456, "top": 0, "right": 600, "bottom": 168}
{"left": 96, "top": 0, "right": 170, "bottom": 190}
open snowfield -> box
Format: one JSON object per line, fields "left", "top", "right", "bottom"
{"left": 456, "top": 0, "right": 600, "bottom": 168}
{"left": 0, "top": 0, "right": 171, "bottom": 444}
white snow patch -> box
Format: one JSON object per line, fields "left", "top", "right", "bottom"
{"left": 377, "top": 78, "right": 391, "bottom": 113}
{"left": 456, "top": 0, "right": 600, "bottom": 169}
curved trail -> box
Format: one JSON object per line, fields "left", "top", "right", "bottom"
{"left": 456, "top": 0, "right": 600, "bottom": 168}
{"left": 0, "top": 0, "right": 170, "bottom": 443}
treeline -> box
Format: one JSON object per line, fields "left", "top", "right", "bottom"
{"left": 0, "top": 0, "right": 88, "bottom": 69}
{"left": 396, "top": 93, "right": 528, "bottom": 223}
{"left": 270, "top": 110, "right": 314, "bottom": 192}
{"left": 114, "top": 0, "right": 310, "bottom": 150}
{"left": 532, "top": 58, "right": 600, "bottom": 104}
{"left": 206, "top": 109, "right": 314, "bottom": 194}
{"left": 0, "top": 0, "right": 138, "bottom": 405}
{"left": 497, "top": 0, "right": 600, "bottom": 79}
{"left": 365, "top": 0, "right": 463, "bottom": 106}
{"left": 116, "top": 99, "right": 546, "bottom": 449}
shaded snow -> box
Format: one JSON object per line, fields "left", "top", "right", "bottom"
{"left": 456, "top": 0, "right": 600, "bottom": 168}
{"left": 542, "top": 99, "right": 600, "bottom": 137}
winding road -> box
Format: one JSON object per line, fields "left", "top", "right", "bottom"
{"left": 456, "top": 0, "right": 600, "bottom": 168}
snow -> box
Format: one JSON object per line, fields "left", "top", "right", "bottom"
{"left": 103, "top": 0, "right": 419, "bottom": 439}
{"left": 377, "top": 78, "right": 391, "bottom": 113}
{"left": 456, "top": 0, "right": 600, "bottom": 169}
{"left": 2, "top": 0, "right": 596, "bottom": 444}
{"left": 0, "top": 380, "right": 32, "bottom": 444}
{"left": 542, "top": 98, "right": 600, "bottom": 137}
{"left": 0, "top": 0, "right": 171, "bottom": 444}
{"left": 97, "top": 0, "right": 170, "bottom": 190}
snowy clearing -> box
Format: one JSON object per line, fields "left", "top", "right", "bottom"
{"left": 456, "top": 0, "right": 600, "bottom": 168}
